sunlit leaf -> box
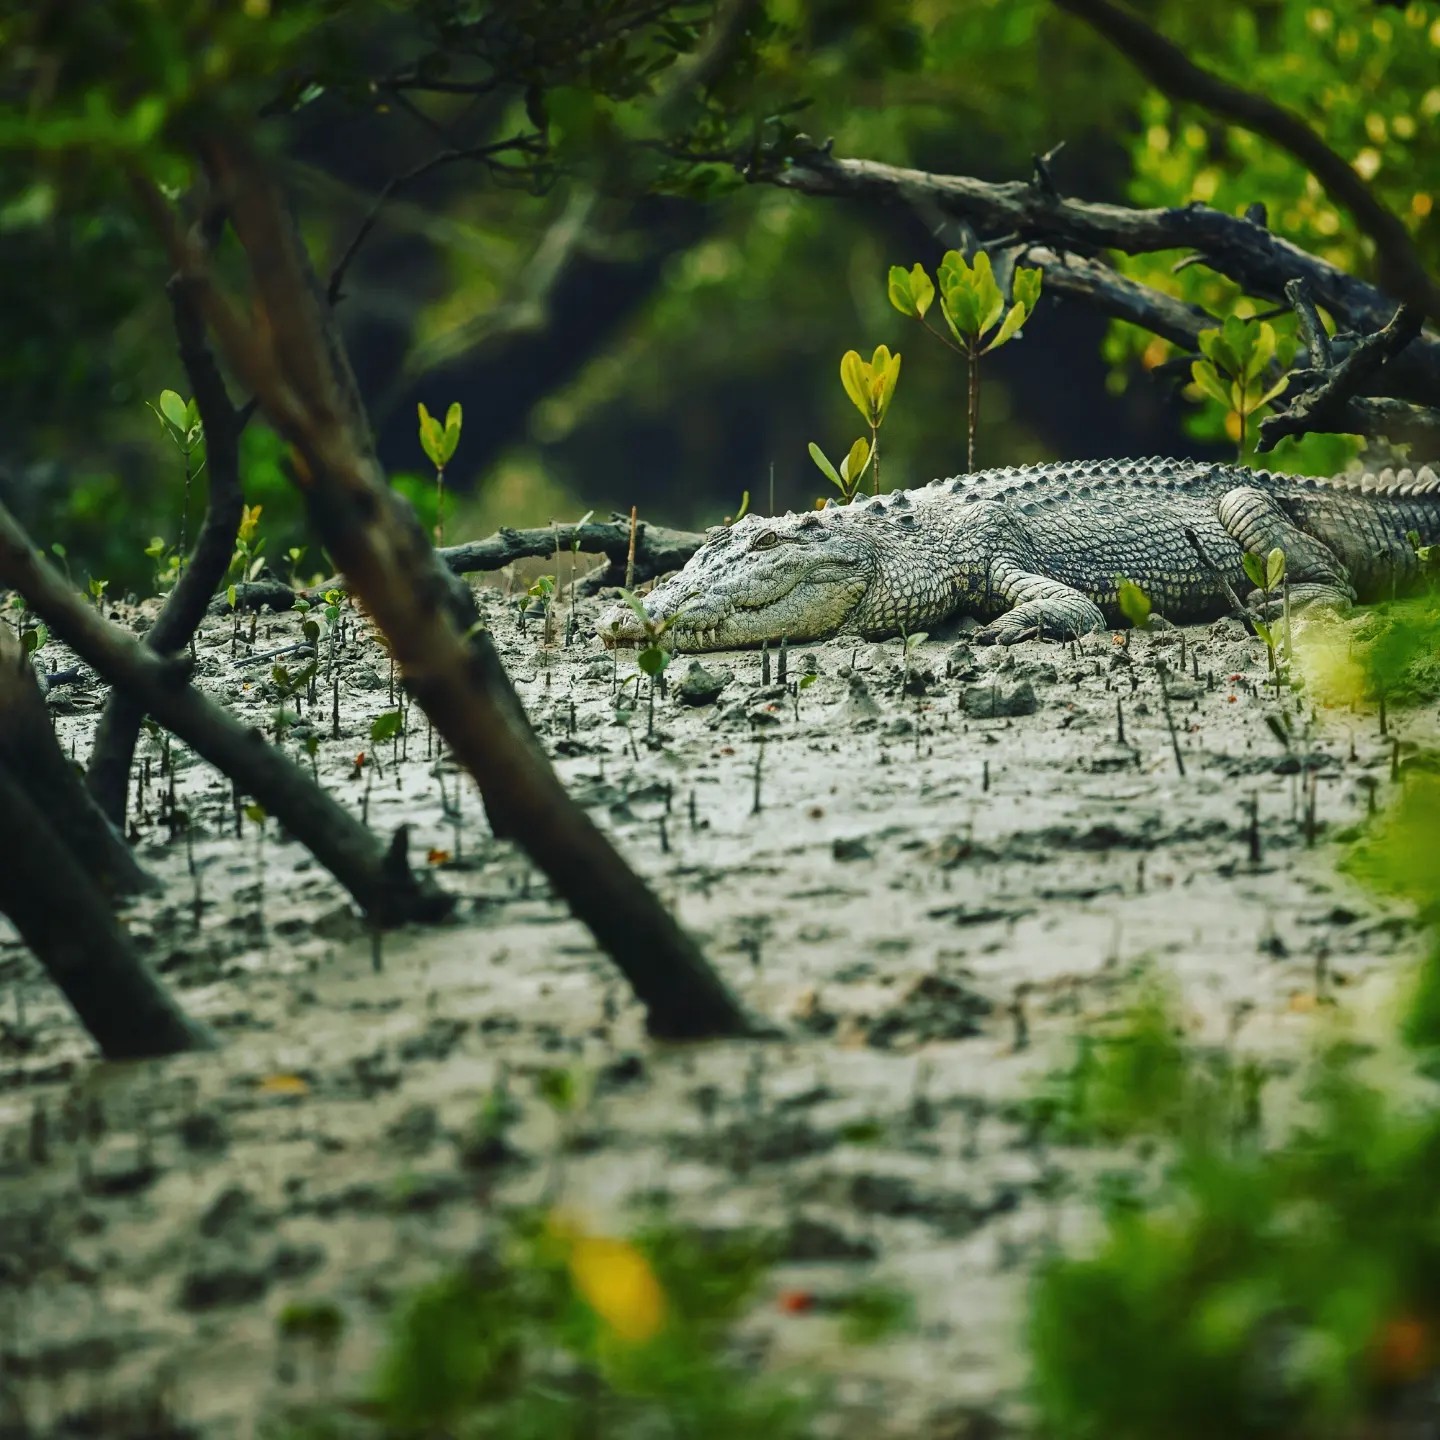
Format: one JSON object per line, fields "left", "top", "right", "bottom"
{"left": 840, "top": 349, "right": 871, "bottom": 421}
{"left": 1013, "top": 265, "right": 1043, "bottom": 312}
{"left": 1190, "top": 360, "right": 1232, "bottom": 408}
{"left": 568, "top": 1233, "right": 667, "bottom": 1344}
{"left": 1116, "top": 575, "right": 1152, "bottom": 629}
{"left": 158, "top": 389, "right": 187, "bottom": 431}
{"left": 808, "top": 442, "right": 843, "bottom": 489}
{"left": 840, "top": 436, "right": 871, "bottom": 486}
{"left": 370, "top": 710, "right": 403, "bottom": 743}
{"left": 1266, "top": 547, "right": 1286, "bottom": 591}
{"left": 983, "top": 301, "right": 1028, "bottom": 354}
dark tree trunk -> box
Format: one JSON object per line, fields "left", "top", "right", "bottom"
{"left": 0, "top": 759, "right": 213, "bottom": 1059}
{"left": 165, "top": 136, "right": 756, "bottom": 1040}
{"left": 0, "top": 625, "right": 154, "bottom": 898}
{"left": 0, "top": 501, "right": 455, "bottom": 929}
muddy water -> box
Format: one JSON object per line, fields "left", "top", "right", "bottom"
{"left": 0, "top": 586, "right": 1422, "bottom": 1437}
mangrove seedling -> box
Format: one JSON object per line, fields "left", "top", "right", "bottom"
{"left": 842, "top": 345, "right": 901, "bottom": 494}
{"left": 148, "top": 388, "right": 205, "bottom": 580}
{"left": 417, "top": 401, "right": 462, "bottom": 544}
{"left": 1243, "top": 546, "right": 1288, "bottom": 679}
{"left": 226, "top": 503, "right": 267, "bottom": 610}
{"left": 889, "top": 251, "right": 1041, "bottom": 472}
{"left": 615, "top": 587, "right": 683, "bottom": 742}
{"left": 1190, "top": 315, "right": 1290, "bottom": 462}
{"left": 1116, "top": 576, "right": 1152, "bottom": 631}
{"left": 808, "top": 436, "right": 873, "bottom": 505}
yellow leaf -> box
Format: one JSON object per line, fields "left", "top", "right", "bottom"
{"left": 258, "top": 1073, "right": 309, "bottom": 1096}
{"left": 569, "top": 1235, "right": 667, "bottom": 1343}
{"left": 839, "top": 350, "right": 872, "bottom": 422}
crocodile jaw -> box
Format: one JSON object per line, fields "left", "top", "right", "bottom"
{"left": 597, "top": 571, "right": 869, "bottom": 651}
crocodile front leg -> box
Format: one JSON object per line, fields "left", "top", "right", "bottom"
{"left": 1217, "top": 487, "right": 1356, "bottom": 612}
{"left": 973, "top": 558, "right": 1106, "bottom": 644}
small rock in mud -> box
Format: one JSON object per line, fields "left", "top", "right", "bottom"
{"left": 676, "top": 661, "right": 732, "bottom": 706}
{"left": 179, "top": 1257, "right": 270, "bottom": 1311}
{"left": 946, "top": 644, "right": 978, "bottom": 679}
{"left": 84, "top": 1141, "right": 160, "bottom": 1197}
{"left": 840, "top": 674, "right": 882, "bottom": 722}
{"left": 783, "top": 1214, "right": 878, "bottom": 1262}
{"left": 862, "top": 973, "right": 993, "bottom": 1049}
{"left": 1009, "top": 659, "right": 1057, "bottom": 685}
{"left": 386, "top": 1102, "right": 441, "bottom": 1157}
{"left": 177, "top": 1109, "right": 228, "bottom": 1154}
{"left": 961, "top": 680, "right": 1038, "bottom": 718}
{"left": 199, "top": 1184, "right": 258, "bottom": 1239}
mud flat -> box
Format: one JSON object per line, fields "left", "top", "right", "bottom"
{"left": 0, "top": 584, "right": 1423, "bottom": 1437}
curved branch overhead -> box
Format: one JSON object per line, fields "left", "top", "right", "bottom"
{"left": 759, "top": 147, "right": 1440, "bottom": 406}
{"left": 1049, "top": 0, "right": 1440, "bottom": 327}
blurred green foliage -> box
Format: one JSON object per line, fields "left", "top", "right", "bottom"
{"left": 365, "top": 1209, "right": 812, "bottom": 1438}
{"left": 1029, "top": 572, "right": 1440, "bottom": 1439}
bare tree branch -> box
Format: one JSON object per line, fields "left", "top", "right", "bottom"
{"left": 0, "top": 500, "right": 455, "bottom": 929}
{"left": 141, "top": 62, "right": 760, "bottom": 1038}
{"left": 327, "top": 133, "right": 545, "bottom": 304}
{"left": 756, "top": 145, "right": 1440, "bottom": 403}
{"left": 0, "top": 755, "right": 213, "bottom": 1059}
{"left": 1050, "top": 0, "right": 1440, "bottom": 325}
{"left": 1259, "top": 302, "right": 1423, "bottom": 450}
{"left": 1023, "top": 245, "right": 1218, "bottom": 349}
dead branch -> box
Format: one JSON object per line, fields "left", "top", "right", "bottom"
{"left": 0, "top": 501, "right": 455, "bottom": 929}
{"left": 0, "top": 625, "right": 155, "bottom": 898}
{"left": 1050, "top": 0, "right": 1440, "bottom": 326}
{"left": 757, "top": 146, "right": 1440, "bottom": 405}
{"left": 88, "top": 270, "right": 247, "bottom": 826}
{"left": 0, "top": 758, "right": 213, "bottom": 1059}
{"left": 158, "top": 127, "right": 755, "bottom": 1037}
{"left": 1259, "top": 302, "right": 1424, "bottom": 450}
{"left": 1023, "top": 245, "right": 1218, "bottom": 349}
{"left": 328, "top": 133, "right": 545, "bottom": 305}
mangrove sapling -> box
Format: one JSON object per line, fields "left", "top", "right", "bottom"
{"left": 148, "top": 388, "right": 206, "bottom": 581}
{"left": 615, "top": 588, "right": 683, "bottom": 744}
{"left": 808, "top": 434, "right": 873, "bottom": 505}
{"left": 1242, "top": 546, "right": 1288, "bottom": 687}
{"left": 792, "top": 670, "right": 817, "bottom": 721}
{"left": 889, "top": 252, "right": 1042, "bottom": 472}
{"left": 417, "top": 402, "right": 463, "bottom": 545}
{"left": 1189, "top": 315, "right": 1291, "bottom": 462}
{"left": 900, "top": 629, "right": 929, "bottom": 693}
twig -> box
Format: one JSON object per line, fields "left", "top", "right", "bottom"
{"left": 1182, "top": 525, "right": 1258, "bottom": 636}
{"left": 327, "top": 133, "right": 543, "bottom": 304}
{"left": 625, "top": 505, "right": 639, "bottom": 590}
{"left": 1284, "top": 278, "right": 1332, "bottom": 370}
{"left": 1258, "top": 302, "right": 1423, "bottom": 450}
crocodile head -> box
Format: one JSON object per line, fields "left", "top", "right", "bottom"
{"left": 596, "top": 509, "right": 875, "bottom": 651}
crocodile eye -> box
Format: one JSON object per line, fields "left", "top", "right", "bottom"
{"left": 751, "top": 531, "right": 779, "bottom": 551}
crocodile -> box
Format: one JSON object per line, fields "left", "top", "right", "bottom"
{"left": 595, "top": 457, "right": 1440, "bottom": 650}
